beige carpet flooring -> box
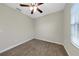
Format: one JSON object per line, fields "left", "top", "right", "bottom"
{"left": 0, "top": 39, "right": 68, "bottom": 56}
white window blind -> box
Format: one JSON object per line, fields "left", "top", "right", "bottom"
{"left": 71, "top": 4, "right": 79, "bottom": 48}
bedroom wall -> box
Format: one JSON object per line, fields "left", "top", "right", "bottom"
{"left": 1, "top": 3, "right": 79, "bottom": 56}
{"left": 0, "top": 4, "right": 34, "bottom": 52}
{"left": 64, "top": 4, "right": 79, "bottom": 56}
{"left": 35, "top": 11, "right": 64, "bottom": 45}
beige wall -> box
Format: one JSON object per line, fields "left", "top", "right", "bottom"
{"left": 35, "top": 11, "right": 64, "bottom": 45}
{"left": 64, "top": 4, "right": 79, "bottom": 56}
{"left": 0, "top": 4, "right": 34, "bottom": 52}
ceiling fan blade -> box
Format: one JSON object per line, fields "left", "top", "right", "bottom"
{"left": 31, "top": 9, "right": 34, "bottom": 14}
{"left": 37, "top": 3, "right": 43, "bottom": 6}
{"left": 37, "top": 8, "right": 43, "bottom": 13}
{"left": 20, "top": 4, "right": 29, "bottom": 7}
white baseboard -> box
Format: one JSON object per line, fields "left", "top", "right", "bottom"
{"left": 0, "top": 37, "right": 34, "bottom": 53}
{"left": 63, "top": 45, "right": 70, "bottom": 56}
{"left": 35, "top": 38, "right": 63, "bottom": 46}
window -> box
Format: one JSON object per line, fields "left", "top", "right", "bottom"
{"left": 71, "top": 4, "right": 79, "bottom": 48}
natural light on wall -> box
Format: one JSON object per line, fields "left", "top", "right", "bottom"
{"left": 71, "top": 3, "right": 79, "bottom": 48}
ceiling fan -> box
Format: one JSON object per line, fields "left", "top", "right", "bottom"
{"left": 20, "top": 3, "right": 43, "bottom": 14}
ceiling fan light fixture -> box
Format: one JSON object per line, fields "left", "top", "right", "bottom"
{"left": 30, "top": 6, "right": 33, "bottom": 10}
{"left": 34, "top": 6, "right": 37, "bottom": 12}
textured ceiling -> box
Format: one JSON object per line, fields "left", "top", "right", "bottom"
{"left": 5, "top": 3, "right": 66, "bottom": 19}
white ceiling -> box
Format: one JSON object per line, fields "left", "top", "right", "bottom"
{"left": 5, "top": 3, "right": 66, "bottom": 19}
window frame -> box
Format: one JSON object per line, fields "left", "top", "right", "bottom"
{"left": 71, "top": 4, "right": 79, "bottom": 48}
